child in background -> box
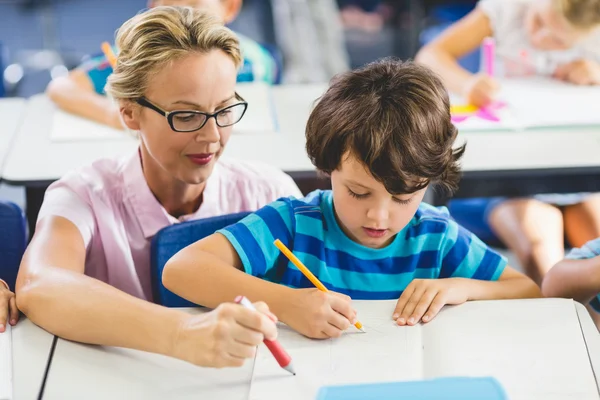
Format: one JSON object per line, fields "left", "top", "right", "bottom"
{"left": 46, "top": 0, "right": 278, "bottom": 130}
{"left": 416, "top": 0, "right": 600, "bottom": 286}
{"left": 543, "top": 237, "right": 600, "bottom": 329}
{"left": 162, "top": 59, "right": 540, "bottom": 339}
{"left": 417, "top": 0, "right": 600, "bottom": 107}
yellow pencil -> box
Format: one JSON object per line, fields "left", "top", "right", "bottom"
{"left": 101, "top": 42, "right": 117, "bottom": 69}
{"left": 273, "top": 239, "right": 365, "bottom": 332}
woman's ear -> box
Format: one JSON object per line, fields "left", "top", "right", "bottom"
{"left": 120, "top": 101, "right": 141, "bottom": 131}
{"left": 221, "top": 0, "right": 242, "bottom": 24}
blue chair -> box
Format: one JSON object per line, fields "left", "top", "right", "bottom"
{"left": 447, "top": 198, "right": 503, "bottom": 247}
{"left": 151, "top": 211, "right": 251, "bottom": 307}
{"left": 0, "top": 42, "right": 6, "bottom": 97}
{"left": 0, "top": 201, "right": 28, "bottom": 290}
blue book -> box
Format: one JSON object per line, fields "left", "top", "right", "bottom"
{"left": 316, "top": 377, "right": 507, "bottom": 400}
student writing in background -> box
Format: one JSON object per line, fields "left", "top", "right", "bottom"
{"left": 46, "top": 0, "right": 278, "bottom": 130}
{"left": 416, "top": 0, "right": 600, "bottom": 287}
{"left": 162, "top": 59, "right": 540, "bottom": 339}
{"left": 417, "top": 0, "right": 600, "bottom": 107}
{"left": 17, "top": 7, "right": 300, "bottom": 367}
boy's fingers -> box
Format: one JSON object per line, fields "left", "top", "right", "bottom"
{"left": 322, "top": 323, "right": 344, "bottom": 339}
{"left": 422, "top": 293, "right": 446, "bottom": 323}
{"left": 409, "top": 290, "right": 437, "bottom": 325}
{"left": 9, "top": 296, "right": 18, "bottom": 325}
{"left": 328, "top": 309, "right": 351, "bottom": 331}
{"left": 392, "top": 284, "right": 415, "bottom": 320}
{"left": 399, "top": 286, "right": 426, "bottom": 324}
{"left": 330, "top": 295, "right": 355, "bottom": 321}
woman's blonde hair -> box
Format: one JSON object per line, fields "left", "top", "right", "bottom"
{"left": 556, "top": 0, "right": 600, "bottom": 29}
{"left": 105, "top": 6, "right": 242, "bottom": 101}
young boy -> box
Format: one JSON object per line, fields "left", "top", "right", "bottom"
{"left": 162, "top": 59, "right": 540, "bottom": 339}
{"left": 46, "top": 0, "right": 277, "bottom": 130}
{"left": 543, "top": 239, "right": 600, "bottom": 329}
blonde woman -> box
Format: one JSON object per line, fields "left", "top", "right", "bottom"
{"left": 16, "top": 7, "right": 300, "bottom": 367}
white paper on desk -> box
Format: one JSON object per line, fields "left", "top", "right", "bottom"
{"left": 50, "top": 110, "right": 125, "bottom": 142}
{"left": 452, "top": 77, "right": 600, "bottom": 132}
{"left": 249, "top": 301, "right": 422, "bottom": 400}
{"left": 249, "top": 299, "right": 600, "bottom": 400}
{"left": 0, "top": 323, "right": 13, "bottom": 400}
{"left": 232, "top": 82, "right": 277, "bottom": 135}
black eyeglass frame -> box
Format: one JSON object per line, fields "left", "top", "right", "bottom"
{"left": 136, "top": 93, "right": 248, "bottom": 132}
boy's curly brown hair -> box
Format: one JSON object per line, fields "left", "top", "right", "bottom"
{"left": 305, "top": 57, "right": 465, "bottom": 196}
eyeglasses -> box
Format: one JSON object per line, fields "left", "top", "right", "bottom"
{"left": 136, "top": 94, "right": 248, "bottom": 132}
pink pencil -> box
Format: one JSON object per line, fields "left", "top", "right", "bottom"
{"left": 234, "top": 295, "right": 296, "bottom": 375}
{"left": 482, "top": 37, "right": 495, "bottom": 77}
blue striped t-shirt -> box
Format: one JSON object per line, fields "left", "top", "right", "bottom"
{"left": 218, "top": 190, "right": 507, "bottom": 300}
{"left": 566, "top": 239, "right": 600, "bottom": 312}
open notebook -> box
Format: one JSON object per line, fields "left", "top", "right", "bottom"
{"left": 0, "top": 324, "right": 12, "bottom": 400}
{"left": 452, "top": 77, "right": 600, "bottom": 132}
{"left": 50, "top": 110, "right": 126, "bottom": 142}
{"left": 249, "top": 299, "right": 599, "bottom": 400}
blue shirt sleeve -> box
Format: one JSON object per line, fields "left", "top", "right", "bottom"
{"left": 439, "top": 219, "right": 507, "bottom": 281}
{"left": 217, "top": 199, "right": 295, "bottom": 278}
{"left": 566, "top": 238, "right": 600, "bottom": 260}
{"left": 77, "top": 48, "right": 116, "bottom": 95}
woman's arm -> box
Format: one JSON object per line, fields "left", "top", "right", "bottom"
{"left": 17, "top": 216, "right": 182, "bottom": 354}
{"left": 17, "top": 216, "right": 281, "bottom": 367}
{"left": 463, "top": 266, "right": 542, "bottom": 300}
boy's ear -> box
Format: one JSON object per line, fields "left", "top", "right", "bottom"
{"left": 221, "top": 0, "right": 242, "bottom": 24}
{"left": 120, "top": 101, "right": 141, "bottom": 131}
{"left": 148, "top": 0, "right": 158, "bottom": 8}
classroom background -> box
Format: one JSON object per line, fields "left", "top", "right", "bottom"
{"left": 4, "top": 1, "right": 600, "bottom": 399}
{"left": 0, "top": 0, "right": 478, "bottom": 207}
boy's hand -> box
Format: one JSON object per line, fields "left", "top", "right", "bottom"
{"left": 554, "top": 59, "right": 600, "bottom": 85}
{"left": 283, "top": 288, "right": 356, "bottom": 339}
{"left": 0, "top": 281, "right": 18, "bottom": 333}
{"left": 462, "top": 73, "right": 500, "bottom": 107}
{"left": 392, "top": 278, "right": 469, "bottom": 326}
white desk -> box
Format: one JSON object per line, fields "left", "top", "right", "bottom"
{"left": 0, "top": 98, "right": 26, "bottom": 178}
{"left": 3, "top": 95, "right": 136, "bottom": 185}
{"left": 11, "top": 89, "right": 600, "bottom": 184}
{"left": 12, "top": 318, "right": 56, "bottom": 399}
{"left": 42, "top": 299, "right": 600, "bottom": 400}
{"left": 7, "top": 90, "right": 600, "bottom": 208}
{"left": 43, "top": 308, "right": 253, "bottom": 400}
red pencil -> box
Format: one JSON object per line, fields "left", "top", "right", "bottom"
{"left": 234, "top": 295, "right": 296, "bottom": 375}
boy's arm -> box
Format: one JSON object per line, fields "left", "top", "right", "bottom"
{"left": 462, "top": 266, "right": 541, "bottom": 300}
{"left": 163, "top": 233, "right": 357, "bottom": 339}
{"left": 415, "top": 8, "right": 493, "bottom": 94}
{"left": 46, "top": 69, "right": 123, "bottom": 130}
{"left": 163, "top": 233, "right": 296, "bottom": 316}
{"left": 542, "top": 257, "right": 600, "bottom": 303}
